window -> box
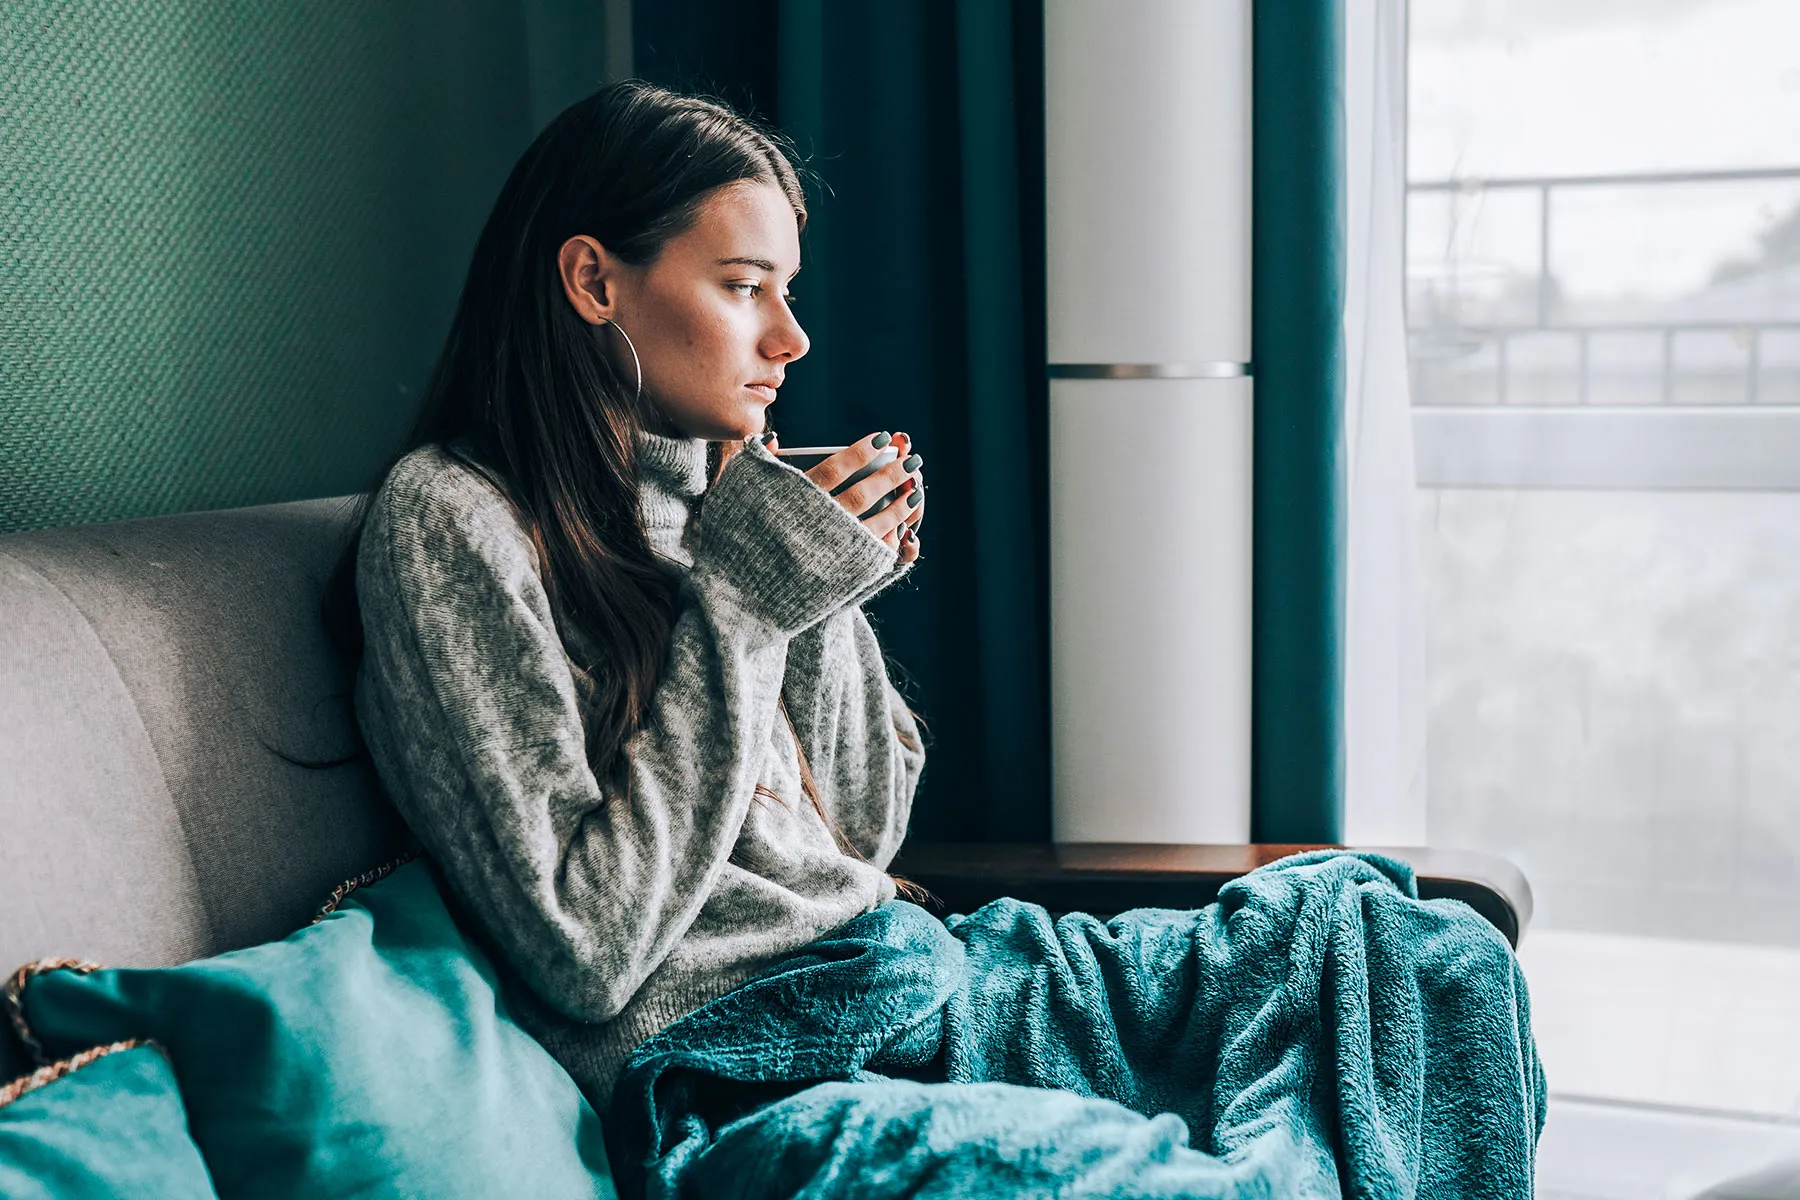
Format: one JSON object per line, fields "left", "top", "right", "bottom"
{"left": 1407, "top": 1, "right": 1800, "bottom": 1186}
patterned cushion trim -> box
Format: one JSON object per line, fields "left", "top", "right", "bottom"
{"left": 0, "top": 1037, "right": 161, "bottom": 1109}
{"left": 4, "top": 960, "right": 102, "bottom": 1069}
{"left": 311, "top": 849, "right": 423, "bottom": 925}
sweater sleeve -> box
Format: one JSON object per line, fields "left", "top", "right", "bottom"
{"left": 351, "top": 441, "right": 907, "bottom": 1025}
{"left": 780, "top": 604, "right": 926, "bottom": 872}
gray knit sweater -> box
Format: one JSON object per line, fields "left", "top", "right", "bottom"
{"left": 352, "top": 429, "right": 924, "bottom": 1112}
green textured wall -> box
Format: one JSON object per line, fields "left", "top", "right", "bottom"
{"left": 0, "top": 1, "right": 609, "bottom": 534}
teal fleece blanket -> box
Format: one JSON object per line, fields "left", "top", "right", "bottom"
{"left": 608, "top": 851, "right": 1546, "bottom": 1199}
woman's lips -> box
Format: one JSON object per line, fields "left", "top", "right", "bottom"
{"left": 747, "top": 384, "right": 777, "bottom": 401}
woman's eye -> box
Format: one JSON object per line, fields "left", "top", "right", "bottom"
{"left": 730, "top": 283, "right": 798, "bottom": 306}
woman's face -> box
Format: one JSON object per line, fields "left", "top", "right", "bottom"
{"left": 559, "top": 180, "right": 809, "bottom": 442}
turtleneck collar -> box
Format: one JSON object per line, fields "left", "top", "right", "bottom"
{"left": 443, "top": 427, "right": 718, "bottom": 568}
{"left": 633, "top": 427, "right": 714, "bottom": 568}
{"left": 633, "top": 427, "right": 712, "bottom": 499}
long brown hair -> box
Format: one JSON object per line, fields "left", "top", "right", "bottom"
{"left": 320, "top": 80, "right": 934, "bottom": 906}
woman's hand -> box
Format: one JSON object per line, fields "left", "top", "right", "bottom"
{"left": 764, "top": 430, "right": 924, "bottom": 562}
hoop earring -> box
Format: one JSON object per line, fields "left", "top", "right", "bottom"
{"left": 596, "top": 316, "right": 643, "bottom": 404}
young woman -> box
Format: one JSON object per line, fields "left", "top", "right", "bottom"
{"left": 321, "top": 81, "right": 1545, "bottom": 1191}
{"left": 323, "top": 79, "right": 933, "bottom": 1115}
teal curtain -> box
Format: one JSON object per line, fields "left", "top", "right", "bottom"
{"left": 1251, "top": 1, "right": 1347, "bottom": 843}
{"left": 635, "top": 0, "right": 1051, "bottom": 842}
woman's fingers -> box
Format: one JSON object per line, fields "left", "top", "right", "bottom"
{"left": 904, "top": 475, "right": 923, "bottom": 536}
{"left": 859, "top": 432, "right": 921, "bottom": 548}
{"left": 897, "top": 510, "right": 922, "bottom": 561}
{"left": 766, "top": 428, "right": 922, "bottom": 556}
{"left": 896, "top": 469, "right": 923, "bottom": 539}
{"left": 837, "top": 440, "right": 921, "bottom": 520}
{"left": 803, "top": 431, "right": 893, "bottom": 497}
{"left": 867, "top": 476, "right": 923, "bottom": 550}
{"left": 885, "top": 508, "right": 921, "bottom": 560}
{"left": 902, "top": 488, "right": 923, "bottom": 559}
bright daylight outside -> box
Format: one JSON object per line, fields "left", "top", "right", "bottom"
{"left": 1407, "top": 0, "right": 1800, "bottom": 1193}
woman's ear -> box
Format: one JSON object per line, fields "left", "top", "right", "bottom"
{"left": 557, "top": 235, "right": 621, "bottom": 324}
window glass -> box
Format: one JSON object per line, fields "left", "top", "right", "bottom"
{"left": 1408, "top": 0, "right": 1800, "bottom": 1184}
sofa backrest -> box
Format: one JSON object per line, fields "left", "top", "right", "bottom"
{"left": 1, "top": 494, "right": 410, "bottom": 1075}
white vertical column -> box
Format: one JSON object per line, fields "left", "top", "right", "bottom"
{"left": 1046, "top": 0, "right": 1254, "bottom": 844}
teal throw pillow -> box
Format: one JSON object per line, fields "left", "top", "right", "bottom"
{"left": 9, "top": 858, "right": 615, "bottom": 1200}
{"left": 0, "top": 1039, "right": 219, "bottom": 1199}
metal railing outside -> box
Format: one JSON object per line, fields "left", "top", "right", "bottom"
{"left": 1405, "top": 166, "right": 1800, "bottom": 409}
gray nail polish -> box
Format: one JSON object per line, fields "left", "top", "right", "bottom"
{"left": 902, "top": 454, "right": 921, "bottom": 472}
{"left": 872, "top": 432, "right": 892, "bottom": 449}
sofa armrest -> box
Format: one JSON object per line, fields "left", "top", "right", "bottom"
{"left": 889, "top": 843, "right": 1533, "bottom": 949}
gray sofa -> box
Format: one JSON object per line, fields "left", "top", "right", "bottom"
{"left": 0, "top": 495, "right": 407, "bottom": 1082}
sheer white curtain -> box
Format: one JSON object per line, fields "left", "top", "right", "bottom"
{"left": 1342, "top": 0, "right": 1428, "bottom": 844}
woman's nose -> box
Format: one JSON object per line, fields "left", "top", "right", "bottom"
{"left": 771, "top": 316, "right": 809, "bottom": 363}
